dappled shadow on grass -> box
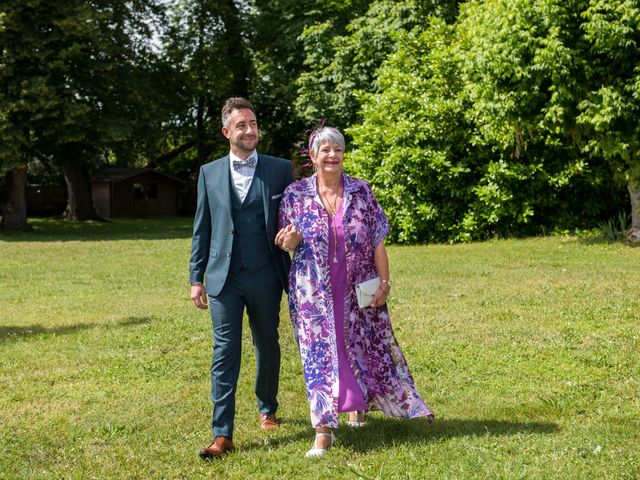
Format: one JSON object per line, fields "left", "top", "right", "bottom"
{"left": 0, "top": 217, "right": 194, "bottom": 242}
{"left": 339, "top": 416, "right": 560, "bottom": 454}
{"left": 0, "top": 316, "right": 152, "bottom": 343}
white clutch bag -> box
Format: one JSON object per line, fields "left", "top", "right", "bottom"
{"left": 355, "top": 276, "right": 380, "bottom": 309}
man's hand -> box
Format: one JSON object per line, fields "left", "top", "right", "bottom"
{"left": 191, "top": 284, "right": 208, "bottom": 309}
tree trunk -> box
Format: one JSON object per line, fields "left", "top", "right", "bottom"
{"left": 627, "top": 161, "right": 640, "bottom": 245}
{"left": 223, "top": 0, "right": 250, "bottom": 97}
{"left": 63, "top": 163, "right": 101, "bottom": 221}
{"left": 0, "top": 165, "right": 29, "bottom": 231}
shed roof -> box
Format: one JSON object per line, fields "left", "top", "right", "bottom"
{"left": 92, "top": 168, "right": 184, "bottom": 184}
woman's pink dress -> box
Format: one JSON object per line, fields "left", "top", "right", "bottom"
{"left": 329, "top": 198, "right": 368, "bottom": 413}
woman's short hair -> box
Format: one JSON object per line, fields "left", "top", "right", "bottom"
{"left": 309, "top": 127, "right": 345, "bottom": 156}
{"left": 221, "top": 97, "right": 255, "bottom": 127}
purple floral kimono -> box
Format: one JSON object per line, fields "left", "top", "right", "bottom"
{"left": 278, "top": 172, "right": 433, "bottom": 427}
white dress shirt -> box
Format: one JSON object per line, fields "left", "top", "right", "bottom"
{"left": 229, "top": 150, "right": 258, "bottom": 203}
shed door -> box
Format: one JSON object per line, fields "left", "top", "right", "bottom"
{"left": 133, "top": 182, "right": 146, "bottom": 217}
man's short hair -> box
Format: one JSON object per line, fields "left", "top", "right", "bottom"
{"left": 221, "top": 97, "right": 256, "bottom": 127}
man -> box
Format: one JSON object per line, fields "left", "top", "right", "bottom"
{"left": 189, "top": 97, "right": 294, "bottom": 458}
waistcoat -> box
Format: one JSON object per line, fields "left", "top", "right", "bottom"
{"left": 229, "top": 170, "right": 272, "bottom": 274}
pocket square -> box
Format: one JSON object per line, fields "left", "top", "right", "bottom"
{"left": 271, "top": 193, "right": 282, "bottom": 199}
{"left": 355, "top": 276, "right": 380, "bottom": 309}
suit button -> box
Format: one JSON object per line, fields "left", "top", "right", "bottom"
{"left": 226, "top": 252, "right": 232, "bottom": 257}
{"left": 230, "top": 229, "right": 234, "bottom": 234}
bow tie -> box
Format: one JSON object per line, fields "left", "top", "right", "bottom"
{"left": 232, "top": 157, "right": 257, "bottom": 171}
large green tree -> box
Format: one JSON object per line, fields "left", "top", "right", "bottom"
{"left": 349, "top": 0, "right": 628, "bottom": 242}
{"left": 0, "top": 6, "right": 35, "bottom": 229}
{"left": 295, "top": 0, "right": 460, "bottom": 132}
{"left": 577, "top": 0, "right": 640, "bottom": 243}
{"left": 158, "top": 0, "right": 253, "bottom": 177}
{"left": 452, "top": 0, "right": 597, "bottom": 239}
{"left": 296, "top": 1, "right": 422, "bottom": 129}
{"left": 348, "top": 20, "right": 485, "bottom": 242}
{"left": 0, "top": 0, "right": 167, "bottom": 223}
{"left": 457, "top": 0, "right": 636, "bottom": 243}
{"left": 249, "top": 0, "right": 311, "bottom": 161}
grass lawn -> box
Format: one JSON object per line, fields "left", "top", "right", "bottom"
{"left": 1, "top": 218, "right": 638, "bottom": 479}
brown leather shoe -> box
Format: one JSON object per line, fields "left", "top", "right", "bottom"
{"left": 259, "top": 413, "right": 279, "bottom": 431}
{"left": 199, "top": 436, "right": 235, "bottom": 459}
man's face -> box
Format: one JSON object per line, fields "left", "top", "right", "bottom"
{"left": 222, "top": 108, "right": 259, "bottom": 157}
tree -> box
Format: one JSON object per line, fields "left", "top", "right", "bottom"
{"left": 249, "top": 0, "right": 311, "bottom": 160}
{"left": 1, "top": 0, "right": 168, "bottom": 222}
{"left": 456, "top": 0, "right": 634, "bottom": 241}
{"left": 577, "top": 0, "right": 640, "bottom": 244}
{"left": 294, "top": 0, "right": 461, "bottom": 133}
{"left": 160, "top": 0, "right": 254, "bottom": 176}
{"left": 296, "top": 1, "right": 421, "bottom": 129}
{"left": 0, "top": 6, "right": 34, "bottom": 229}
{"left": 348, "top": 0, "right": 627, "bottom": 242}
{"left": 0, "top": 164, "right": 28, "bottom": 231}
{"left": 348, "top": 20, "right": 484, "bottom": 242}
{"left": 453, "top": 0, "right": 595, "bottom": 238}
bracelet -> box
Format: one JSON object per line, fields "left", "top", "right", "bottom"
{"left": 281, "top": 245, "right": 293, "bottom": 254}
{"left": 190, "top": 282, "right": 203, "bottom": 286}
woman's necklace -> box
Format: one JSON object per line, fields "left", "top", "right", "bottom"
{"left": 319, "top": 185, "right": 342, "bottom": 264}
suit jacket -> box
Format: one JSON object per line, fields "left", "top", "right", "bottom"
{"left": 189, "top": 153, "right": 295, "bottom": 296}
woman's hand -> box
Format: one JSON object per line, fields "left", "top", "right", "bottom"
{"left": 370, "top": 285, "right": 390, "bottom": 308}
{"left": 275, "top": 223, "right": 302, "bottom": 252}
{"left": 372, "top": 242, "right": 391, "bottom": 307}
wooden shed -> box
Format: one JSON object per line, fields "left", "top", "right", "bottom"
{"left": 91, "top": 168, "right": 184, "bottom": 219}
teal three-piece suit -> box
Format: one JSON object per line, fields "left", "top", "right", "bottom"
{"left": 189, "top": 153, "right": 294, "bottom": 439}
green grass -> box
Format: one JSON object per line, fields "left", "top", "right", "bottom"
{"left": 1, "top": 218, "right": 638, "bottom": 479}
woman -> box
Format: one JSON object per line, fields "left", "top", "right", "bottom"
{"left": 276, "top": 127, "right": 433, "bottom": 458}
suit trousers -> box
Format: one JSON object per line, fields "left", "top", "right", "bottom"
{"left": 208, "top": 262, "right": 282, "bottom": 439}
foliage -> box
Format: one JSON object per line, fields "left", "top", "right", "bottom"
{"left": 0, "top": 0, "right": 176, "bottom": 226}
{"left": 348, "top": 20, "right": 479, "bottom": 243}
{"left": 1, "top": 219, "right": 639, "bottom": 478}
{"left": 596, "top": 211, "right": 630, "bottom": 243}
{"left": 295, "top": 1, "right": 425, "bottom": 129}
{"left": 0, "top": 0, "right": 166, "bottom": 168}
{"left": 1, "top": 0, "right": 637, "bottom": 238}
{"left": 248, "top": 0, "right": 312, "bottom": 159}
{"left": 161, "top": 0, "right": 253, "bottom": 168}
{"left": 459, "top": 0, "right": 638, "bottom": 241}
{"left": 577, "top": 0, "right": 640, "bottom": 164}
{"left": 454, "top": 0, "right": 596, "bottom": 239}
{"left": 348, "top": 0, "right": 628, "bottom": 243}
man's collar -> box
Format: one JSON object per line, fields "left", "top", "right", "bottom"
{"left": 229, "top": 149, "right": 258, "bottom": 163}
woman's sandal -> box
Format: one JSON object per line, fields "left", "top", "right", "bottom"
{"left": 305, "top": 430, "right": 336, "bottom": 458}
{"left": 347, "top": 411, "right": 366, "bottom": 428}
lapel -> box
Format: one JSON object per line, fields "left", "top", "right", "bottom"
{"left": 212, "top": 155, "right": 232, "bottom": 214}
{"left": 342, "top": 173, "right": 358, "bottom": 210}
{"left": 257, "top": 154, "right": 272, "bottom": 226}
{"left": 302, "top": 173, "right": 324, "bottom": 209}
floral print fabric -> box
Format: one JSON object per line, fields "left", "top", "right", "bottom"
{"left": 278, "top": 173, "right": 433, "bottom": 427}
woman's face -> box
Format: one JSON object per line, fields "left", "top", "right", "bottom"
{"left": 312, "top": 142, "right": 344, "bottom": 176}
